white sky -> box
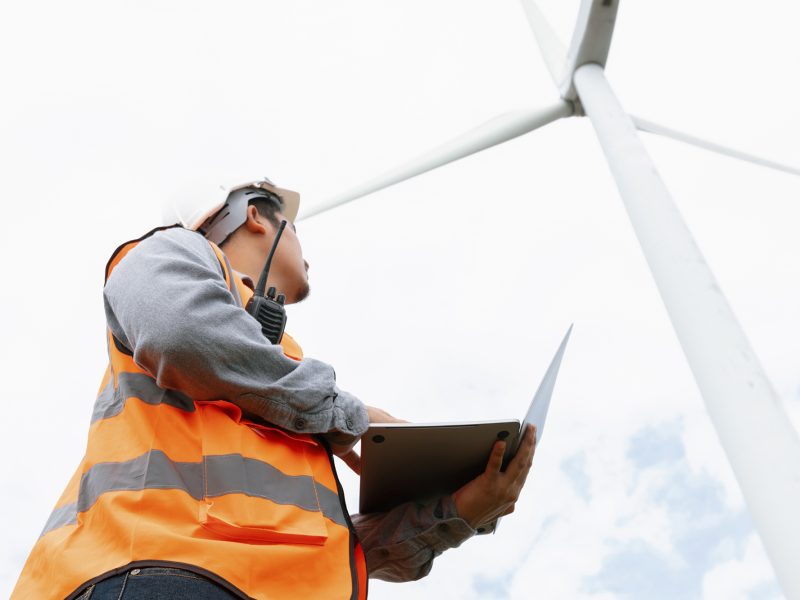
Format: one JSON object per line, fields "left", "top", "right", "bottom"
{"left": 1, "top": 1, "right": 799, "bottom": 598}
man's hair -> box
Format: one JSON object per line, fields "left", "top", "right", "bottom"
{"left": 218, "top": 190, "right": 284, "bottom": 247}
{"left": 250, "top": 193, "right": 284, "bottom": 228}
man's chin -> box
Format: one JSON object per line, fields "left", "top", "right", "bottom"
{"left": 290, "top": 282, "right": 311, "bottom": 305}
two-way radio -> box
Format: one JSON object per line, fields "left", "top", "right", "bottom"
{"left": 246, "top": 220, "right": 288, "bottom": 344}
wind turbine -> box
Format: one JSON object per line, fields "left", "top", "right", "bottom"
{"left": 299, "top": 1, "right": 800, "bottom": 597}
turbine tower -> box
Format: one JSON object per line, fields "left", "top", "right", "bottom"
{"left": 299, "top": 2, "right": 800, "bottom": 597}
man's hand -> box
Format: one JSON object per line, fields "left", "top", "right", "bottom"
{"left": 452, "top": 424, "right": 536, "bottom": 529}
{"left": 329, "top": 405, "right": 405, "bottom": 475}
{"left": 365, "top": 405, "right": 404, "bottom": 425}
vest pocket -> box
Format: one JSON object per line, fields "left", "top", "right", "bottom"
{"left": 200, "top": 493, "right": 328, "bottom": 545}
{"left": 198, "top": 406, "right": 330, "bottom": 546}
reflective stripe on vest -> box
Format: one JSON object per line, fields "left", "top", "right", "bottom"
{"left": 13, "top": 227, "right": 367, "bottom": 600}
{"left": 40, "top": 449, "right": 349, "bottom": 537}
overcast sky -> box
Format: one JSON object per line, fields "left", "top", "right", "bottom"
{"left": 1, "top": 1, "right": 799, "bottom": 598}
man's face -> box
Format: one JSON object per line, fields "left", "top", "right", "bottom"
{"left": 261, "top": 214, "right": 310, "bottom": 304}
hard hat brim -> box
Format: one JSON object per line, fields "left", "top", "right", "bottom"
{"left": 269, "top": 185, "right": 300, "bottom": 223}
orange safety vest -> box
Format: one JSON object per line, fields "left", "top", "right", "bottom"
{"left": 13, "top": 227, "right": 368, "bottom": 600}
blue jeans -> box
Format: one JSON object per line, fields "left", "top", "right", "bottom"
{"left": 74, "top": 566, "right": 241, "bottom": 599}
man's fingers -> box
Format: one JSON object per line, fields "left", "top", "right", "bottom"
{"left": 514, "top": 457, "right": 534, "bottom": 490}
{"left": 485, "top": 440, "right": 506, "bottom": 476}
{"left": 366, "top": 405, "right": 408, "bottom": 424}
{"left": 512, "top": 426, "right": 537, "bottom": 489}
{"left": 507, "top": 425, "right": 536, "bottom": 479}
{"left": 339, "top": 449, "right": 362, "bottom": 475}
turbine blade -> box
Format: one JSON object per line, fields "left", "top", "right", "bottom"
{"left": 299, "top": 101, "right": 573, "bottom": 220}
{"left": 518, "top": 0, "right": 567, "bottom": 86}
{"left": 632, "top": 115, "right": 800, "bottom": 177}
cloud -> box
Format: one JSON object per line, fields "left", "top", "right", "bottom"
{"left": 503, "top": 420, "right": 779, "bottom": 600}
{"left": 702, "top": 534, "right": 783, "bottom": 600}
{"left": 561, "top": 451, "right": 592, "bottom": 502}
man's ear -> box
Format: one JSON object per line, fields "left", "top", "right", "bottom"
{"left": 243, "top": 205, "right": 268, "bottom": 234}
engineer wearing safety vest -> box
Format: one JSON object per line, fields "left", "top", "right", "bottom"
{"left": 13, "top": 177, "right": 537, "bottom": 600}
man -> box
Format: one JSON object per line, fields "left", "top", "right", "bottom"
{"left": 13, "top": 178, "right": 536, "bottom": 599}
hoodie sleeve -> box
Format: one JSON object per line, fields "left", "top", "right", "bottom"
{"left": 352, "top": 495, "right": 476, "bottom": 582}
{"left": 102, "top": 227, "right": 368, "bottom": 437}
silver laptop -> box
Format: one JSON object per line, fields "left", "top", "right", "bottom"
{"left": 359, "top": 325, "right": 573, "bottom": 530}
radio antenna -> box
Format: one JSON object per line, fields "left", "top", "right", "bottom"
{"left": 254, "top": 220, "right": 287, "bottom": 297}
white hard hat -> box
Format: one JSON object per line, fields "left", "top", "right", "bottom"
{"left": 163, "top": 177, "right": 301, "bottom": 245}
